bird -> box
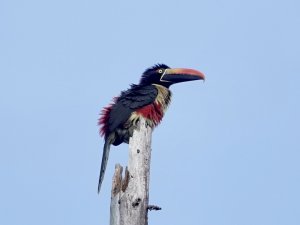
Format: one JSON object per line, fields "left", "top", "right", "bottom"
{"left": 97, "top": 64, "right": 205, "bottom": 193}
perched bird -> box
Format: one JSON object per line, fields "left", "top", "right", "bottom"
{"left": 98, "top": 64, "right": 205, "bottom": 193}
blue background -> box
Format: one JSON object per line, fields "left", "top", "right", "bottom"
{"left": 1, "top": 0, "right": 299, "bottom": 224}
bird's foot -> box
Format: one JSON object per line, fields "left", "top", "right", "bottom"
{"left": 145, "top": 120, "right": 153, "bottom": 128}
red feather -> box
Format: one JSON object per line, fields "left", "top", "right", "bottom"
{"left": 98, "top": 97, "right": 117, "bottom": 137}
{"left": 136, "top": 102, "right": 164, "bottom": 126}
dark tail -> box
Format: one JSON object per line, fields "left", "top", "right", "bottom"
{"left": 98, "top": 140, "right": 111, "bottom": 194}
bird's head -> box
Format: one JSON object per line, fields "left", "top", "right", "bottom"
{"left": 139, "top": 64, "right": 205, "bottom": 88}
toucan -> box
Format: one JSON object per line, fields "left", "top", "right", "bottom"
{"left": 98, "top": 64, "right": 205, "bottom": 193}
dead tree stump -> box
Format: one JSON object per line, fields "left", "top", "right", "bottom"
{"left": 110, "top": 118, "right": 153, "bottom": 225}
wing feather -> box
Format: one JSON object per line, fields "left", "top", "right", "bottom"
{"left": 103, "top": 85, "right": 158, "bottom": 136}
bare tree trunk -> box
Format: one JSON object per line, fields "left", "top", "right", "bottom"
{"left": 110, "top": 118, "right": 152, "bottom": 225}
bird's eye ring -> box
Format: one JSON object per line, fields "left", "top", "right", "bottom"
{"left": 158, "top": 69, "right": 163, "bottom": 73}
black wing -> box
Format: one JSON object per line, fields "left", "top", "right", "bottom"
{"left": 106, "top": 84, "right": 158, "bottom": 134}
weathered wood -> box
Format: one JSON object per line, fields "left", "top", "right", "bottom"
{"left": 120, "top": 118, "right": 152, "bottom": 225}
{"left": 110, "top": 118, "right": 153, "bottom": 225}
{"left": 110, "top": 164, "right": 123, "bottom": 225}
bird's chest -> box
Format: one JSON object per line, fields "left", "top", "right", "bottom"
{"left": 129, "top": 85, "right": 171, "bottom": 127}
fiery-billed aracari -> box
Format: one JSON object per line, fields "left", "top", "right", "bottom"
{"left": 98, "top": 64, "right": 205, "bottom": 193}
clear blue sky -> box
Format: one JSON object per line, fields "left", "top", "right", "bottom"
{"left": 1, "top": 0, "right": 299, "bottom": 224}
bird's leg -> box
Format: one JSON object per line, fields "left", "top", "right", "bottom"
{"left": 122, "top": 129, "right": 130, "bottom": 144}
{"left": 120, "top": 126, "right": 135, "bottom": 144}
{"left": 128, "top": 126, "right": 135, "bottom": 138}
{"left": 127, "top": 119, "right": 140, "bottom": 141}
{"left": 122, "top": 118, "right": 141, "bottom": 144}
{"left": 129, "top": 120, "right": 140, "bottom": 136}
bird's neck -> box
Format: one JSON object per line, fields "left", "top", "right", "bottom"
{"left": 152, "top": 84, "right": 172, "bottom": 112}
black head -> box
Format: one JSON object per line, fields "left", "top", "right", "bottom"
{"left": 139, "top": 64, "right": 171, "bottom": 87}
{"left": 139, "top": 64, "right": 205, "bottom": 88}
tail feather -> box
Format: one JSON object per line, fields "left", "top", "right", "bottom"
{"left": 98, "top": 140, "right": 111, "bottom": 193}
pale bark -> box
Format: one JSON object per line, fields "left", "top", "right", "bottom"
{"left": 110, "top": 164, "right": 122, "bottom": 225}
{"left": 110, "top": 118, "right": 152, "bottom": 225}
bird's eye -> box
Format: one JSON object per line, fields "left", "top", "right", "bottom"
{"left": 158, "top": 69, "right": 163, "bottom": 74}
